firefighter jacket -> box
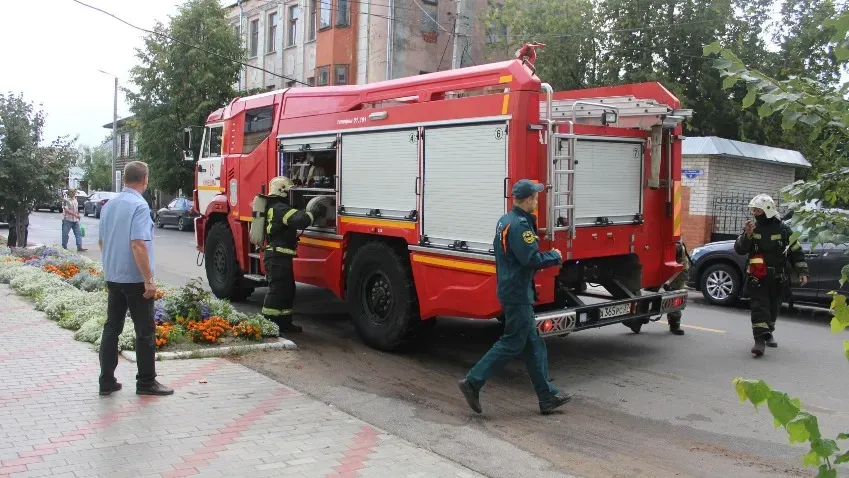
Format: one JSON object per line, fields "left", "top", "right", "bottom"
{"left": 264, "top": 198, "right": 314, "bottom": 255}
{"left": 493, "top": 206, "right": 561, "bottom": 305}
{"left": 733, "top": 216, "right": 808, "bottom": 277}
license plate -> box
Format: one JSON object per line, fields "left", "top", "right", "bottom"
{"left": 599, "top": 303, "right": 631, "bottom": 319}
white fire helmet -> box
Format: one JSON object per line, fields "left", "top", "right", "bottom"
{"left": 749, "top": 194, "right": 778, "bottom": 218}
{"left": 268, "top": 176, "right": 294, "bottom": 197}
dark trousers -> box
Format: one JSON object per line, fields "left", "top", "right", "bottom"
{"left": 749, "top": 277, "right": 783, "bottom": 339}
{"left": 466, "top": 303, "right": 559, "bottom": 404}
{"left": 262, "top": 253, "right": 295, "bottom": 325}
{"left": 100, "top": 282, "right": 157, "bottom": 387}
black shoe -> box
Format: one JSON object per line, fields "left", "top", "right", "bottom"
{"left": 99, "top": 382, "right": 122, "bottom": 396}
{"left": 670, "top": 325, "right": 685, "bottom": 336}
{"left": 136, "top": 380, "right": 174, "bottom": 396}
{"left": 458, "top": 379, "right": 482, "bottom": 414}
{"left": 540, "top": 392, "right": 573, "bottom": 415}
{"left": 278, "top": 322, "right": 303, "bottom": 334}
{"left": 764, "top": 334, "right": 778, "bottom": 348}
{"left": 751, "top": 338, "right": 766, "bottom": 357}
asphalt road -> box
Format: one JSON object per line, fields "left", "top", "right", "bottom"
{"left": 13, "top": 212, "right": 849, "bottom": 478}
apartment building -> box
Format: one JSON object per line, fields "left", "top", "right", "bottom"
{"left": 228, "top": 0, "right": 508, "bottom": 90}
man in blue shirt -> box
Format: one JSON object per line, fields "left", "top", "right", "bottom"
{"left": 458, "top": 180, "right": 572, "bottom": 415}
{"left": 98, "top": 161, "right": 172, "bottom": 397}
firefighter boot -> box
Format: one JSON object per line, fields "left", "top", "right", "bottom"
{"left": 270, "top": 317, "right": 302, "bottom": 335}
{"left": 458, "top": 379, "right": 482, "bottom": 414}
{"left": 751, "top": 337, "right": 766, "bottom": 357}
{"left": 764, "top": 334, "right": 778, "bottom": 348}
{"left": 669, "top": 324, "right": 685, "bottom": 336}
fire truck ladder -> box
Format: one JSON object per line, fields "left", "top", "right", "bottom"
{"left": 539, "top": 95, "right": 691, "bottom": 130}
{"left": 541, "top": 85, "right": 622, "bottom": 240}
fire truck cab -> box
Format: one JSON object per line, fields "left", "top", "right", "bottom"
{"left": 190, "top": 53, "right": 690, "bottom": 351}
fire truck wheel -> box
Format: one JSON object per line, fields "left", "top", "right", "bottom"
{"left": 205, "top": 222, "right": 243, "bottom": 300}
{"left": 346, "top": 242, "right": 420, "bottom": 351}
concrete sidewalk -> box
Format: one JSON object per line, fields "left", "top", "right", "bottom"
{"left": 0, "top": 285, "right": 482, "bottom": 478}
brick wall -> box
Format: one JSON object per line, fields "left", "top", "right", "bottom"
{"left": 709, "top": 157, "right": 796, "bottom": 199}
{"left": 681, "top": 156, "right": 711, "bottom": 215}
{"left": 680, "top": 155, "right": 798, "bottom": 246}
{"left": 679, "top": 185, "right": 713, "bottom": 247}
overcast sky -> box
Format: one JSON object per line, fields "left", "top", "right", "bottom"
{"left": 0, "top": 0, "right": 193, "bottom": 147}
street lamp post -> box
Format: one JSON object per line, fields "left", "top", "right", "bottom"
{"left": 98, "top": 70, "right": 119, "bottom": 192}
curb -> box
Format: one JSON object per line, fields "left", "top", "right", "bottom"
{"left": 121, "top": 338, "right": 298, "bottom": 362}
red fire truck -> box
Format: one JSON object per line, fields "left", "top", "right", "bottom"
{"left": 188, "top": 50, "right": 690, "bottom": 351}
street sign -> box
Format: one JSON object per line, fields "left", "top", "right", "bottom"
{"left": 682, "top": 168, "right": 704, "bottom": 180}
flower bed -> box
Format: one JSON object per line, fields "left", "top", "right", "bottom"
{"left": 0, "top": 245, "right": 279, "bottom": 353}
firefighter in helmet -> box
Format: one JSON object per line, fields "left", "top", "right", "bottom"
{"left": 251, "top": 176, "right": 317, "bottom": 334}
{"left": 734, "top": 194, "right": 808, "bottom": 357}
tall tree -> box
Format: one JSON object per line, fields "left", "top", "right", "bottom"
{"left": 126, "top": 0, "right": 243, "bottom": 194}
{"left": 484, "top": 0, "right": 600, "bottom": 90}
{"left": 81, "top": 142, "right": 113, "bottom": 192}
{"left": 0, "top": 93, "right": 75, "bottom": 246}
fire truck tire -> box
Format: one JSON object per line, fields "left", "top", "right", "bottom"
{"left": 346, "top": 242, "right": 420, "bottom": 351}
{"left": 205, "top": 222, "right": 243, "bottom": 300}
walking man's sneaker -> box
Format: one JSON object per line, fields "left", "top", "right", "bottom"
{"left": 764, "top": 334, "right": 778, "bottom": 348}
{"left": 136, "top": 380, "right": 174, "bottom": 396}
{"left": 99, "top": 382, "right": 122, "bottom": 396}
{"left": 540, "top": 392, "right": 573, "bottom": 415}
{"left": 751, "top": 338, "right": 766, "bottom": 357}
{"left": 458, "top": 379, "right": 482, "bottom": 414}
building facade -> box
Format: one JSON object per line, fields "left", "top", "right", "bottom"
{"left": 679, "top": 136, "right": 811, "bottom": 247}
{"left": 228, "top": 0, "right": 508, "bottom": 91}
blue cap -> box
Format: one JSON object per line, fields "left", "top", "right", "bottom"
{"left": 512, "top": 179, "right": 544, "bottom": 199}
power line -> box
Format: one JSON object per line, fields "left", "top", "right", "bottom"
{"left": 490, "top": 18, "right": 728, "bottom": 42}
{"left": 70, "top": 0, "right": 312, "bottom": 87}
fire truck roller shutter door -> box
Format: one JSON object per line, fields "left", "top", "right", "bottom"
{"left": 568, "top": 138, "right": 644, "bottom": 226}
{"left": 339, "top": 129, "right": 419, "bottom": 219}
{"left": 422, "top": 122, "right": 508, "bottom": 251}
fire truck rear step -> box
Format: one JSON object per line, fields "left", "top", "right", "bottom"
{"left": 534, "top": 289, "right": 688, "bottom": 338}
{"left": 243, "top": 274, "right": 265, "bottom": 282}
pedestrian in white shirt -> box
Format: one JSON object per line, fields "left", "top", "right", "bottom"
{"left": 61, "top": 189, "right": 87, "bottom": 252}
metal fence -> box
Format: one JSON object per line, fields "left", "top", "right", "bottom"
{"left": 711, "top": 193, "right": 787, "bottom": 242}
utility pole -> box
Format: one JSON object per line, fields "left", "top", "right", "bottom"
{"left": 99, "top": 70, "right": 119, "bottom": 192}
{"left": 451, "top": 0, "right": 470, "bottom": 70}
{"left": 112, "top": 76, "right": 118, "bottom": 192}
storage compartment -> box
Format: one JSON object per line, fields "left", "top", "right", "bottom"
{"left": 277, "top": 136, "right": 338, "bottom": 231}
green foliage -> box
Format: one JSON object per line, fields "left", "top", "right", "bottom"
{"left": 734, "top": 378, "right": 843, "bottom": 470}
{"left": 126, "top": 0, "right": 243, "bottom": 194}
{"left": 81, "top": 143, "right": 113, "bottom": 192}
{"left": 0, "top": 93, "right": 76, "bottom": 246}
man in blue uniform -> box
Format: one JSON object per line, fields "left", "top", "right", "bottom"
{"left": 458, "top": 179, "right": 573, "bottom": 415}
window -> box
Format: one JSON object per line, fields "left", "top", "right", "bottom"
{"left": 133, "top": 133, "right": 138, "bottom": 154}
{"left": 249, "top": 18, "right": 259, "bottom": 56}
{"left": 168, "top": 199, "right": 179, "bottom": 209}
{"left": 267, "top": 12, "right": 278, "bottom": 53}
{"left": 420, "top": 2, "right": 438, "bottom": 33}
{"left": 316, "top": 67, "right": 330, "bottom": 86}
{"left": 422, "top": 0, "right": 437, "bottom": 4}
{"left": 286, "top": 80, "right": 296, "bottom": 87}
{"left": 307, "top": 77, "right": 315, "bottom": 86}
{"left": 320, "top": 0, "right": 331, "bottom": 29}
{"left": 308, "top": 0, "right": 317, "bottom": 40}
{"left": 336, "top": 0, "right": 349, "bottom": 26}
{"left": 334, "top": 65, "right": 349, "bottom": 85}
{"left": 243, "top": 107, "right": 274, "bottom": 154}
{"left": 287, "top": 5, "right": 299, "bottom": 46}
{"left": 121, "top": 133, "right": 130, "bottom": 157}
{"left": 202, "top": 126, "right": 223, "bottom": 158}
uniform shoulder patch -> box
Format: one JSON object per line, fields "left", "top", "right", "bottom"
{"left": 522, "top": 230, "right": 536, "bottom": 244}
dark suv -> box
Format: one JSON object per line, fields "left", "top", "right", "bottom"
{"left": 687, "top": 223, "right": 848, "bottom": 306}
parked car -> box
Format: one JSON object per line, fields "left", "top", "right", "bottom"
{"left": 35, "top": 191, "right": 62, "bottom": 212}
{"left": 83, "top": 191, "right": 118, "bottom": 218}
{"left": 687, "top": 222, "right": 849, "bottom": 306}
{"left": 155, "top": 197, "right": 198, "bottom": 231}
